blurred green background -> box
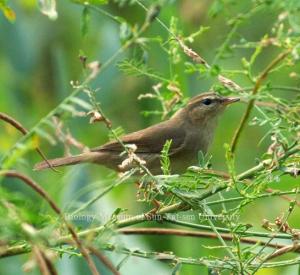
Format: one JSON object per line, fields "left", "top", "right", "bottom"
{"left": 0, "top": 0, "right": 299, "bottom": 274}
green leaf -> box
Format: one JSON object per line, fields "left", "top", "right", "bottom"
{"left": 160, "top": 139, "right": 172, "bottom": 175}
{"left": 118, "top": 59, "right": 150, "bottom": 77}
{"left": 197, "top": 151, "right": 212, "bottom": 169}
{"left": 35, "top": 128, "right": 57, "bottom": 145}
{"left": 60, "top": 103, "right": 77, "bottom": 114}
{"left": 109, "top": 127, "right": 125, "bottom": 141}
{"left": 146, "top": 4, "right": 160, "bottom": 23}
{"left": 224, "top": 143, "right": 236, "bottom": 179}
{"left": 169, "top": 16, "right": 181, "bottom": 64}
{"left": 81, "top": 6, "right": 90, "bottom": 37}
{"left": 69, "top": 97, "right": 92, "bottom": 110}
{"left": 118, "top": 59, "right": 165, "bottom": 81}
{"left": 208, "top": 0, "right": 224, "bottom": 18}
{"left": 2, "top": 136, "right": 39, "bottom": 169}
{"left": 119, "top": 21, "right": 132, "bottom": 43}
{"left": 40, "top": 118, "right": 56, "bottom": 129}
{"left": 185, "top": 26, "right": 210, "bottom": 43}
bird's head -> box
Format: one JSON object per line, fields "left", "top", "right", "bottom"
{"left": 173, "top": 92, "right": 240, "bottom": 126}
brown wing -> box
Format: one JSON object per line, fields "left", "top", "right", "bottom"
{"left": 91, "top": 120, "right": 186, "bottom": 155}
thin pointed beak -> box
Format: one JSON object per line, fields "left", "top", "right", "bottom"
{"left": 222, "top": 97, "right": 240, "bottom": 106}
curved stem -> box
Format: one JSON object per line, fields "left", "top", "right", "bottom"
{"left": 243, "top": 85, "right": 300, "bottom": 93}
{"left": 0, "top": 112, "right": 57, "bottom": 172}
{"left": 230, "top": 50, "right": 291, "bottom": 153}
{"left": 0, "top": 171, "right": 99, "bottom": 275}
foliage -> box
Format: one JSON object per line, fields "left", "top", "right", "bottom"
{"left": 160, "top": 139, "right": 172, "bottom": 175}
{"left": 0, "top": 0, "right": 300, "bottom": 274}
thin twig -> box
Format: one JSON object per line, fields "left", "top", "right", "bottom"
{"left": 0, "top": 171, "right": 99, "bottom": 275}
{"left": 249, "top": 188, "right": 299, "bottom": 272}
{"left": 0, "top": 112, "right": 57, "bottom": 172}
{"left": 244, "top": 85, "right": 300, "bottom": 93}
{"left": 32, "top": 246, "right": 53, "bottom": 275}
{"left": 265, "top": 188, "right": 300, "bottom": 207}
{"left": 86, "top": 89, "right": 157, "bottom": 181}
{"left": 193, "top": 168, "right": 300, "bottom": 207}
{"left": 264, "top": 243, "right": 300, "bottom": 261}
{"left": 88, "top": 246, "right": 120, "bottom": 275}
{"left": 32, "top": 246, "right": 57, "bottom": 275}
{"left": 230, "top": 50, "right": 291, "bottom": 153}
{"left": 118, "top": 228, "right": 297, "bottom": 251}
{"left": 207, "top": 190, "right": 300, "bottom": 206}
{"left": 39, "top": 250, "right": 58, "bottom": 275}
{"left": 163, "top": 218, "right": 294, "bottom": 240}
{"left": 135, "top": 0, "right": 242, "bottom": 92}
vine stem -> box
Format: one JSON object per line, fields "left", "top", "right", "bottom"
{"left": 230, "top": 50, "right": 291, "bottom": 153}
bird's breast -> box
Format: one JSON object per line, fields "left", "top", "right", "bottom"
{"left": 187, "top": 128, "right": 213, "bottom": 153}
{"left": 167, "top": 132, "right": 205, "bottom": 173}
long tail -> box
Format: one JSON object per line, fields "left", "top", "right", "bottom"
{"left": 34, "top": 152, "right": 103, "bottom": 171}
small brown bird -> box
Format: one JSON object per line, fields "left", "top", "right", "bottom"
{"left": 34, "top": 92, "right": 239, "bottom": 174}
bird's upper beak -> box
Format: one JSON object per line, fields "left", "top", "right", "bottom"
{"left": 221, "top": 97, "right": 240, "bottom": 106}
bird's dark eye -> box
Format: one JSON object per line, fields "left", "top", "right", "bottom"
{"left": 202, "top": 98, "right": 212, "bottom": 105}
